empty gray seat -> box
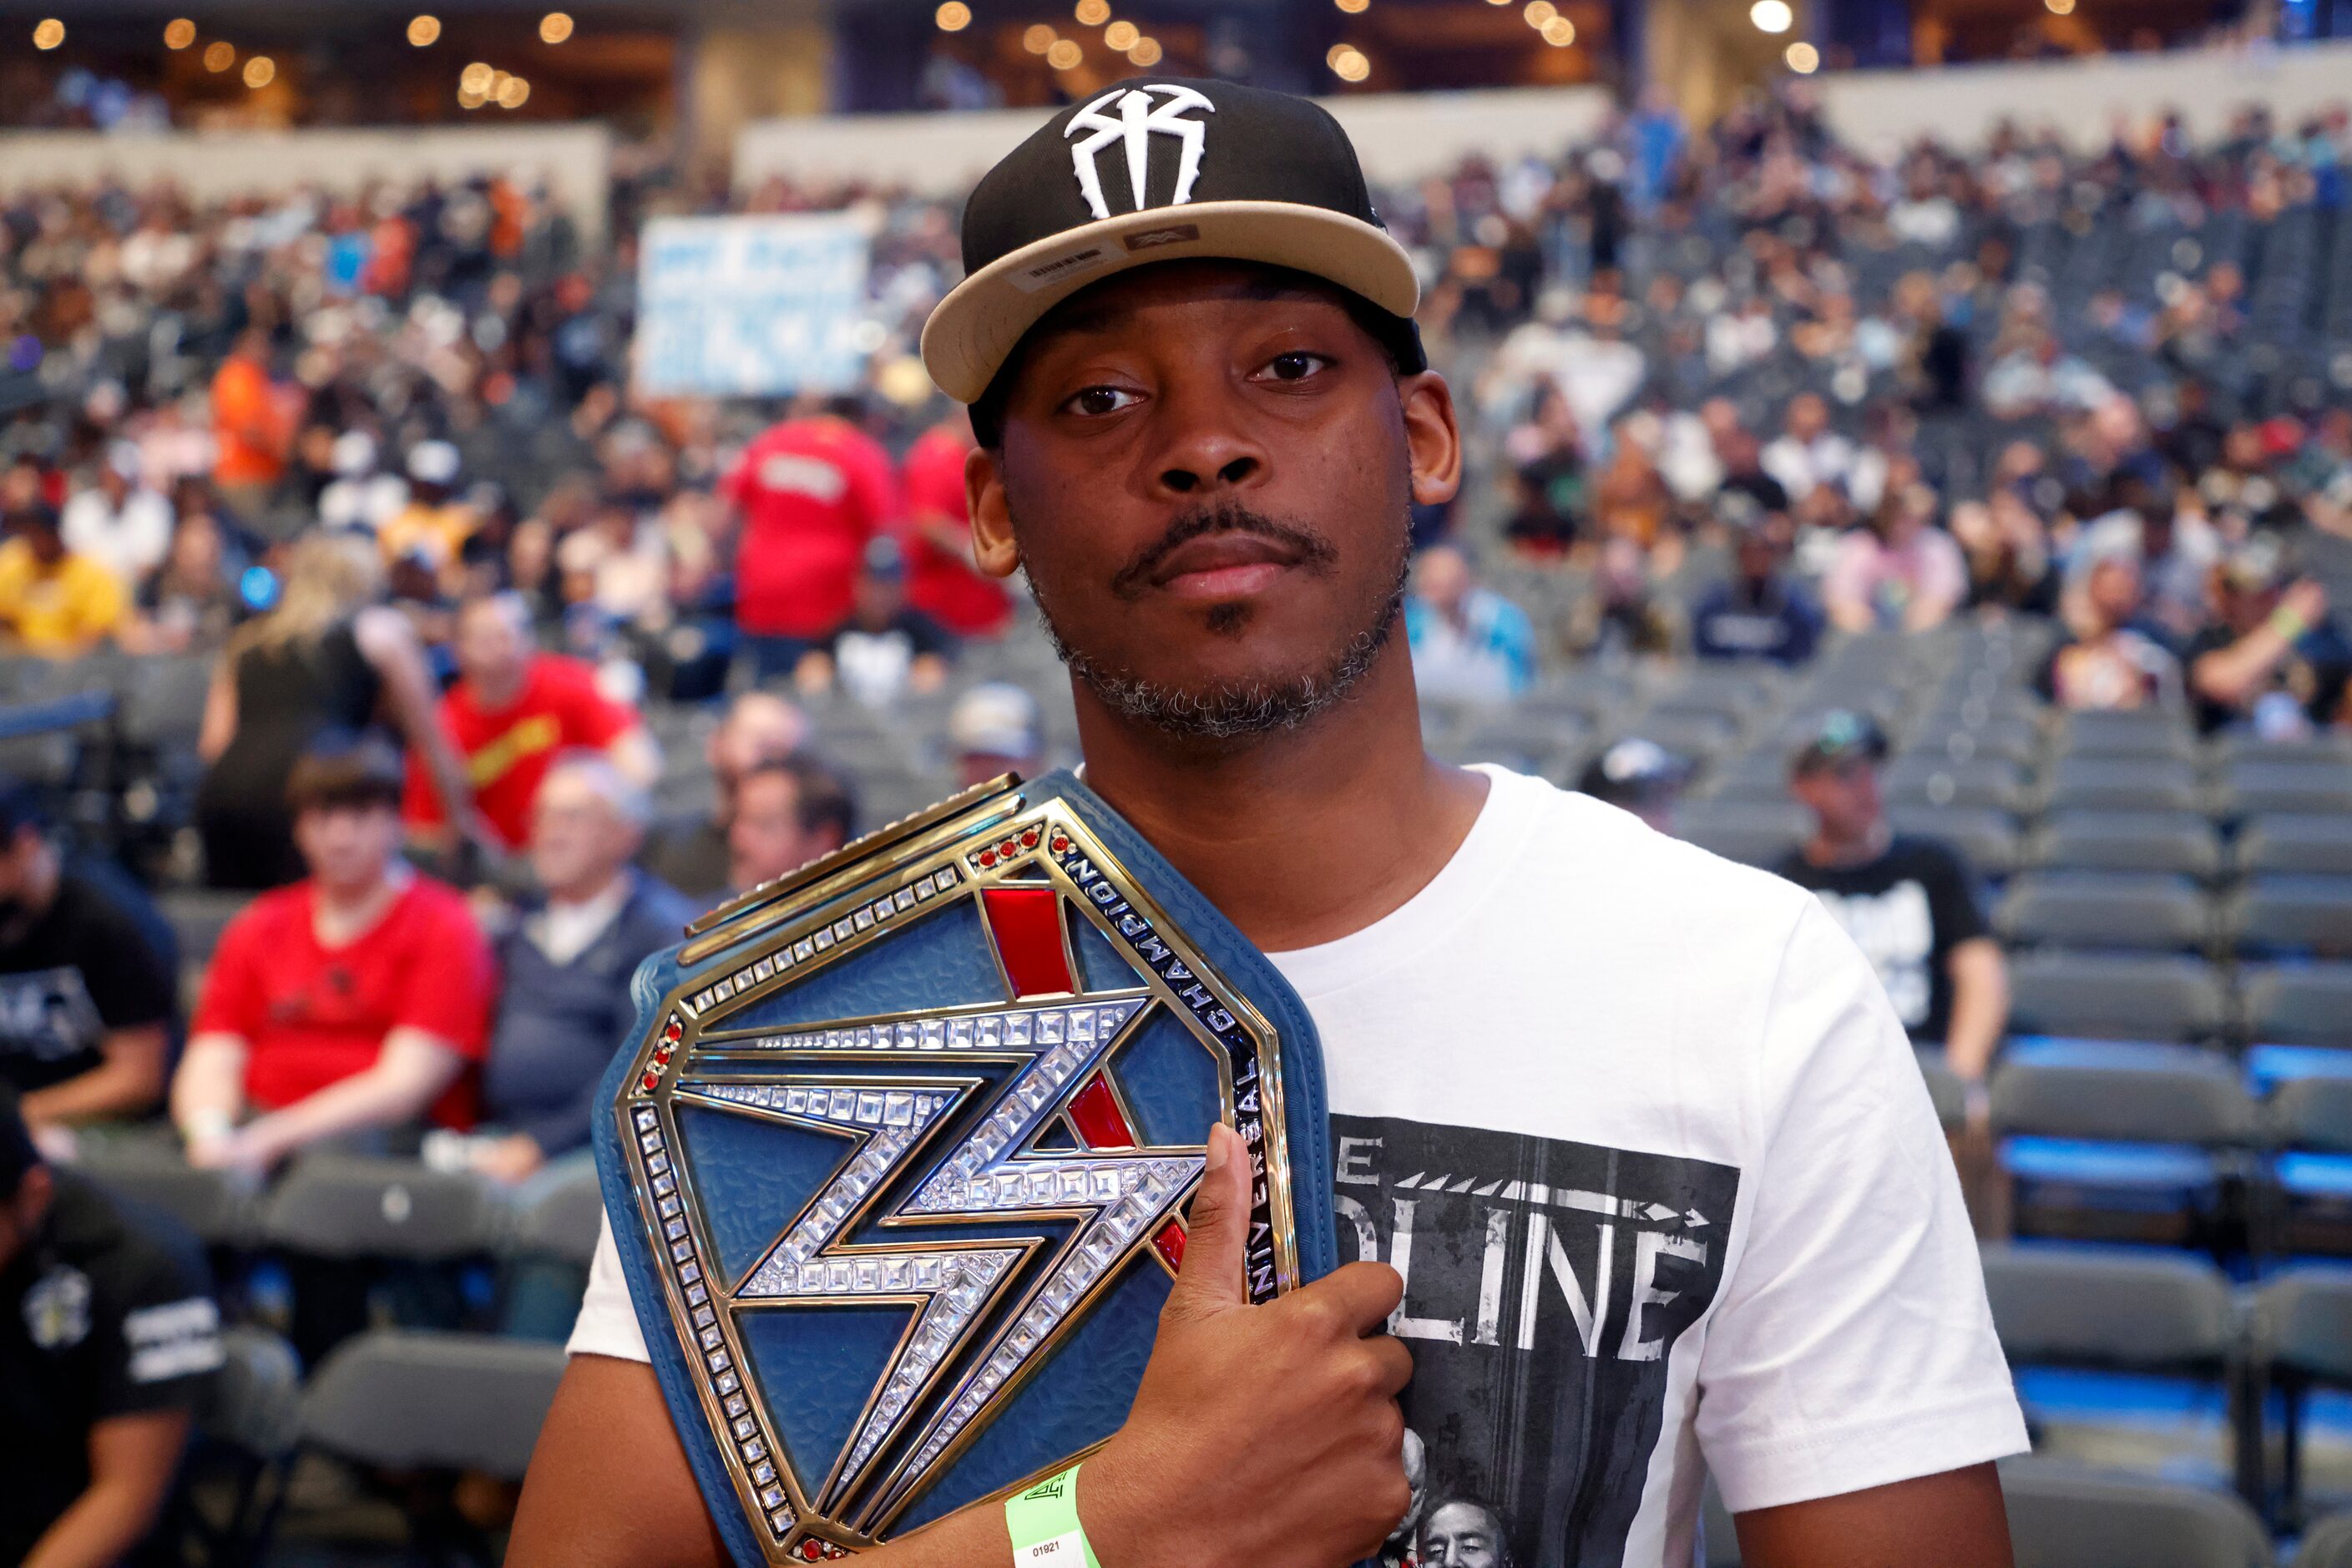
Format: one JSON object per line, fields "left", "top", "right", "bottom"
{"left": 2054, "top": 709, "right": 2203, "bottom": 761}
{"left": 1995, "top": 872, "right": 2210, "bottom": 953}
{"left": 258, "top": 1153, "right": 506, "bottom": 1262}
{"left": 2252, "top": 1269, "right": 2352, "bottom": 1519}
{"left": 1980, "top": 1243, "right": 2236, "bottom": 1371}
{"left": 2219, "top": 761, "right": 2352, "bottom": 819}
{"left": 1675, "top": 800, "right": 1808, "bottom": 870}
{"left": 2006, "top": 952, "right": 2228, "bottom": 1044}
{"left": 200, "top": 1325, "right": 304, "bottom": 1463}
{"left": 2033, "top": 811, "right": 2223, "bottom": 880}
{"left": 510, "top": 1160, "right": 606, "bottom": 1268}
{"left": 1887, "top": 806, "right": 2022, "bottom": 877}
{"left": 1998, "top": 1459, "right": 2274, "bottom": 1568}
{"left": 2269, "top": 1077, "right": 2352, "bottom": 1153}
{"left": 2225, "top": 877, "right": 2352, "bottom": 958}
{"left": 301, "top": 1330, "right": 566, "bottom": 1480}
{"left": 77, "top": 1146, "right": 253, "bottom": 1247}
{"left": 1917, "top": 1049, "right": 1966, "bottom": 1131}
{"left": 2238, "top": 815, "right": 2352, "bottom": 878}
{"left": 1990, "top": 1044, "right": 2257, "bottom": 1146}
{"left": 2239, "top": 964, "right": 2352, "bottom": 1049}
{"left": 1621, "top": 711, "right": 1740, "bottom": 761}
{"left": 2297, "top": 1510, "right": 2352, "bottom": 1568}
{"left": 1884, "top": 756, "right": 2027, "bottom": 812}
{"left": 157, "top": 888, "right": 250, "bottom": 969}
{"left": 2218, "top": 734, "right": 2352, "bottom": 769}
{"left": 2043, "top": 756, "right": 2204, "bottom": 814}
{"left": 1905, "top": 714, "right": 2043, "bottom": 768}
{"left": 1459, "top": 711, "right": 1590, "bottom": 765}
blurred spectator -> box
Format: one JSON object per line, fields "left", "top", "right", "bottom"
{"left": 174, "top": 732, "right": 496, "bottom": 1176}
{"left": 125, "top": 508, "right": 245, "bottom": 657}
{"left": 402, "top": 593, "right": 658, "bottom": 855}
{"left": 727, "top": 756, "right": 855, "bottom": 898}
{"left": 899, "top": 406, "right": 1012, "bottom": 638}
{"left": 207, "top": 329, "right": 295, "bottom": 530}
{"left": 798, "top": 537, "right": 954, "bottom": 706}
{"left": 1500, "top": 382, "right": 1586, "bottom": 557}
{"left": 1759, "top": 394, "right": 1854, "bottom": 504}
{"left": 2185, "top": 544, "right": 2349, "bottom": 737}
{"left": 1576, "top": 738, "right": 1693, "bottom": 832}
{"left": 59, "top": 444, "right": 170, "bottom": 592}
{"left": 1777, "top": 712, "right": 2008, "bottom": 1100}
{"left": 641, "top": 691, "right": 811, "bottom": 899}
{"left": 948, "top": 682, "right": 1046, "bottom": 789}
{"left": 1565, "top": 535, "right": 1681, "bottom": 663}
{"left": 376, "top": 441, "right": 475, "bottom": 577}
{"left": 473, "top": 757, "right": 695, "bottom": 1184}
{"left": 1691, "top": 505, "right": 1821, "bottom": 667}
{"left": 2064, "top": 475, "right": 2219, "bottom": 645}
{"left": 316, "top": 432, "right": 408, "bottom": 536}
{"left": 1950, "top": 493, "right": 2056, "bottom": 617}
{"left": 1823, "top": 483, "right": 1965, "bottom": 634}
{"left": 194, "top": 534, "right": 478, "bottom": 890}
{"left": 0, "top": 503, "right": 125, "bottom": 659}
{"left": 724, "top": 397, "right": 900, "bottom": 680}
{"left": 0, "top": 783, "right": 176, "bottom": 1140}
{"left": 1406, "top": 546, "right": 1537, "bottom": 701}
{"left": 2038, "top": 557, "right": 2182, "bottom": 711}
{"left": 0, "top": 1083, "right": 220, "bottom": 1568}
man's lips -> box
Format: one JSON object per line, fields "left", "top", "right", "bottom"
{"left": 1147, "top": 534, "right": 1304, "bottom": 599}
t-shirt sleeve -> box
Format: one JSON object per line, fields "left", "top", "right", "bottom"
{"left": 1695, "top": 899, "right": 2026, "bottom": 1512}
{"left": 1922, "top": 844, "right": 1990, "bottom": 949}
{"left": 394, "top": 898, "right": 498, "bottom": 1061}
{"left": 78, "top": 892, "right": 177, "bottom": 1034}
{"left": 94, "top": 1234, "right": 224, "bottom": 1420}
{"left": 556, "top": 660, "right": 636, "bottom": 750}
{"left": 190, "top": 908, "right": 267, "bottom": 1041}
{"left": 569, "top": 1215, "right": 655, "bottom": 1363}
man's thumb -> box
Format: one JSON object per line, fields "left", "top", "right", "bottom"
{"left": 1168, "top": 1122, "right": 1249, "bottom": 1314}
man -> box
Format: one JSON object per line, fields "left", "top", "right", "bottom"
{"left": 2185, "top": 544, "right": 2347, "bottom": 736}
{"left": 0, "top": 784, "right": 178, "bottom": 1137}
{"left": 60, "top": 444, "right": 172, "bottom": 593}
{"left": 1691, "top": 502, "right": 1822, "bottom": 668}
{"left": 0, "top": 503, "right": 126, "bottom": 658}
{"left": 403, "top": 592, "right": 659, "bottom": 853}
{"left": 173, "top": 732, "right": 496, "bottom": 1176}
{"left": 473, "top": 756, "right": 699, "bottom": 1185}
{"left": 1822, "top": 483, "right": 1965, "bottom": 635}
{"left": 376, "top": 441, "right": 477, "bottom": 576}
{"left": 640, "top": 691, "right": 811, "bottom": 899}
{"left": 2, "top": 1083, "right": 223, "bottom": 1568}
{"left": 723, "top": 395, "right": 900, "bottom": 680}
{"left": 1419, "top": 1497, "right": 1515, "bottom": 1568}
{"left": 1404, "top": 545, "right": 1535, "bottom": 701}
{"left": 948, "top": 681, "right": 1047, "bottom": 788}
{"left": 725, "top": 756, "right": 854, "bottom": 899}
{"left": 209, "top": 328, "right": 291, "bottom": 527}
{"left": 901, "top": 405, "right": 1014, "bottom": 638}
{"left": 2036, "top": 556, "right": 2181, "bottom": 712}
{"left": 519, "top": 80, "right": 2020, "bottom": 1568}
{"left": 795, "top": 536, "right": 956, "bottom": 706}
{"left": 1576, "top": 737, "right": 1694, "bottom": 834}
{"left": 1760, "top": 392, "right": 1854, "bottom": 505}
{"left": 1778, "top": 712, "right": 2010, "bottom": 1105}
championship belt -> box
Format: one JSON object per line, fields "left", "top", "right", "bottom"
{"left": 593, "top": 768, "right": 1340, "bottom": 1563}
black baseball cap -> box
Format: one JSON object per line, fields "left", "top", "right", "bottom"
{"left": 1790, "top": 710, "right": 1890, "bottom": 776}
{"left": 921, "top": 78, "right": 1424, "bottom": 405}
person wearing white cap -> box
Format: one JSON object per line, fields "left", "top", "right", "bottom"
{"left": 59, "top": 443, "right": 171, "bottom": 591}
{"left": 375, "top": 440, "right": 476, "bottom": 573}
{"left": 947, "top": 680, "right": 1046, "bottom": 787}
{"left": 317, "top": 431, "right": 409, "bottom": 534}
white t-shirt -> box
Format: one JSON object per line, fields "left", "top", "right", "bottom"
{"left": 569, "top": 766, "right": 2025, "bottom": 1565}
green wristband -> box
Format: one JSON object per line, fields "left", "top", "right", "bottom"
{"left": 1004, "top": 1463, "right": 1101, "bottom": 1568}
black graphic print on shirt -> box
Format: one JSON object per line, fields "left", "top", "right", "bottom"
{"left": 1331, "top": 1114, "right": 1740, "bottom": 1568}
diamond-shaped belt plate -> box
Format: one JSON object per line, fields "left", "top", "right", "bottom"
{"left": 608, "top": 774, "right": 1307, "bottom": 1560}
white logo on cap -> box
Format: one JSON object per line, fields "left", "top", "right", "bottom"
{"left": 1065, "top": 83, "right": 1216, "bottom": 222}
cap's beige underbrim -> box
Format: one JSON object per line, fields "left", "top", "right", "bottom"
{"left": 919, "top": 200, "right": 1421, "bottom": 404}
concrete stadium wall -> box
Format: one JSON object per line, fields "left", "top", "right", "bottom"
{"left": 1814, "top": 41, "right": 2352, "bottom": 157}
{"left": 0, "top": 123, "right": 614, "bottom": 238}
{"left": 731, "top": 83, "right": 1613, "bottom": 196}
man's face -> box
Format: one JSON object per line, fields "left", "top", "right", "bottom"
{"left": 1419, "top": 1500, "right": 1510, "bottom": 1568}
{"left": 456, "top": 599, "right": 532, "bottom": 694}
{"left": 730, "top": 771, "right": 816, "bottom": 893}
{"left": 1791, "top": 759, "right": 1884, "bottom": 842}
{"left": 529, "top": 770, "right": 633, "bottom": 899}
{"left": 974, "top": 261, "right": 1457, "bottom": 741}
{"left": 293, "top": 802, "right": 402, "bottom": 892}
{"left": 0, "top": 826, "right": 37, "bottom": 923}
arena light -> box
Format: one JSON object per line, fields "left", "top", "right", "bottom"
{"left": 935, "top": 2, "right": 973, "bottom": 31}
{"left": 242, "top": 54, "right": 274, "bottom": 87}
{"left": 1750, "top": 0, "right": 1793, "bottom": 32}
{"left": 1075, "top": 0, "right": 1111, "bottom": 24}
{"left": 539, "top": 12, "right": 574, "bottom": 43}
{"left": 1126, "top": 35, "right": 1161, "bottom": 64}
{"left": 1328, "top": 43, "right": 1369, "bottom": 80}
{"left": 1046, "top": 38, "right": 1083, "bottom": 68}
{"left": 1023, "top": 23, "right": 1056, "bottom": 53}
{"left": 1784, "top": 39, "right": 1819, "bottom": 70}
{"left": 202, "top": 40, "right": 235, "bottom": 70}
{"left": 458, "top": 80, "right": 487, "bottom": 108}
{"left": 2045, "top": 0, "right": 2076, "bottom": 12}
{"left": 1523, "top": 0, "right": 1556, "bottom": 25}
{"left": 1541, "top": 14, "right": 1575, "bottom": 43}
{"left": 1335, "top": 0, "right": 1369, "bottom": 11}
{"left": 1103, "top": 19, "right": 1138, "bottom": 48}
{"left": 164, "top": 18, "right": 197, "bottom": 49}
{"left": 407, "top": 14, "right": 441, "bottom": 46}
{"left": 460, "top": 60, "right": 495, "bottom": 94}
{"left": 33, "top": 18, "right": 63, "bottom": 48}
{"left": 498, "top": 74, "right": 531, "bottom": 108}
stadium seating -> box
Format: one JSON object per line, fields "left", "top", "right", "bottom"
{"left": 2007, "top": 953, "right": 2232, "bottom": 1045}
{"left": 2298, "top": 1510, "right": 2352, "bottom": 1567}
{"left": 1996, "top": 872, "right": 2213, "bottom": 954}
{"left": 2249, "top": 1268, "right": 2352, "bottom": 1524}
{"left": 1999, "top": 1459, "right": 2275, "bottom": 1568}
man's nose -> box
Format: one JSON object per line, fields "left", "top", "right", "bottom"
{"left": 1146, "top": 376, "right": 1270, "bottom": 500}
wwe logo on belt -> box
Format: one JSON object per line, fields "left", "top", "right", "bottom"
{"left": 1065, "top": 83, "right": 1216, "bottom": 221}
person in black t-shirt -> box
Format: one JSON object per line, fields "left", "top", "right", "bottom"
{"left": 1775, "top": 712, "right": 2010, "bottom": 1118}
{"left": 1, "top": 1083, "right": 222, "bottom": 1566}
{"left": 1690, "top": 501, "right": 1822, "bottom": 668}
{"left": 2184, "top": 544, "right": 2350, "bottom": 737}
{"left": 0, "top": 784, "right": 179, "bottom": 1141}
{"left": 797, "top": 536, "right": 954, "bottom": 706}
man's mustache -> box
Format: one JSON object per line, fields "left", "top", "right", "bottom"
{"left": 1109, "top": 500, "right": 1339, "bottom": 600}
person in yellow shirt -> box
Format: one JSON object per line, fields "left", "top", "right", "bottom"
{"left": 375, "top": 441, "right": 477, "bottom": 577}
{"left": 0, "top": 504, "right": 125, "bottom": 658}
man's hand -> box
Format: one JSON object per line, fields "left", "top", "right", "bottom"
{"left": 473, "top": 1132, "right": 548, "bottom": 1184}
{"left": 1082, "top": 1123, "right": 1414, "bottom": 1568}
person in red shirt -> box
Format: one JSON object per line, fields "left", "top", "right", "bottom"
{"left": 722, "top": 395, "right": 900, "bottom": 679}
{"left": 899, "top": 406, "right": 1013, "bottom": 639}
{"left": 403, "top": 592, "right": 659, "bottom": 852}
{"left": 172, "top": 731, "right": 496, "bottom": 1176}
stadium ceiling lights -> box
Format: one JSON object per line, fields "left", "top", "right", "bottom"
{"left": 33, "top": 18, "right": 63, "bottom": 49}
{"left": 1784, "top": 39, "right": 1818, "bottom": 71}
{"left": 1127, "top": 35, "right": 1161, "bottom": 64}
{"left": 1046, "top": 38, "right": 1083, "bottom": 68}
{"left": 1104, "top": 20, "right": 1140, "bottom": 48}
{"left": 935, "top": 2, "right": 973, "bottom": 30}
{"left": 203, "top": 40, "right": 235, "bottom": 70}
{"left": 242, "top": 54, "right": 275, "bottom": 88}
{"left": 164, "top": 18, "right": 196, "bottom": 49}
{"left": 1335, "top": 0, "right": 1370, "bottom": 13}
{"left": 540, "top": 11, "right": 574, "bottom": 43}
{"left": 1326, "top": 42, "right": 1369, "bottom": 79}
{"left": 1750, "top": 0, "right": 1794, "bottom": 33}
{"left": 408, "top": 15, "right": 442, "bottom": 46}
{"left": 1023, "top": 23, "right": 1057, "bottom": 52}
{"left": 1075, "top": 0, "right": 1111, "bottom": 25}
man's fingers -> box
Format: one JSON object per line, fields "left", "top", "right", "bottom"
{"left": 1295, "top": 1260, "right": 1405, "bottom": 1336}
{"left": 1165, "top": 1123, "right": 1249, "bottom": 1318}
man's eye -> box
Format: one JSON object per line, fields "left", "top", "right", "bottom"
{"left": 1257, "top": 351, "right": 1332, "bottom": 382}
{"left": 1064, "top": 386, "right": 1141, "bottom": 416}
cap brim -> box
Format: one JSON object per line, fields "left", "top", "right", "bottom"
{"left": 920, "top": 200, "right": 1421, "bottom": 404}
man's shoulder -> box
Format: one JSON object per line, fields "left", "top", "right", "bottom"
{"left": 1495, "top": 768, "right": 1813, "bottom": 926}
{"left": 401, "top": 876, "right": 489, "bottom": 947}
{"left": 220, "top": 883, "right": 305, "bottom": 946}
{"left": 48, "top": 1171, "right": 211, "bottom": 1308}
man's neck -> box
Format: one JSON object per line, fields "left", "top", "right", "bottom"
{"left": 550, "top": 867, "right": 631, "bottom": 913}
{"left": 312, "top": 862, "right": 410, "bottom": 936}
{"left": 1070, "top": 645, "right": 1487, "bottom": 953}
{"left": 470, "top": 662, "right": 530, "bottom": 711}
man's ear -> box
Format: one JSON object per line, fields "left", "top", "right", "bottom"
{"left": 1398, "top": 371, "right": 1463, "bottom": 508}
{"left": 964, "top": 443, "right": 1021, "bottom": 580}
